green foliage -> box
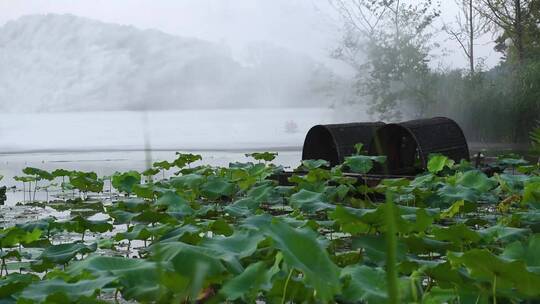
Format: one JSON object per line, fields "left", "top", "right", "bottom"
{"left": 344, "top": 155, "right": 386, "bottom": 174}
{"left": 289, "top": 189, "right": 334, "bottom": 213}
{"left": 18, "top": 277, "right": 114, "bottom": 303}
{"left": 112, "top": 171, "right": 141, "bottom": 194}
{"left": 300, "top": 159, "right": 329, "bottom": 170}
{"left": 152, "top": 160, "right": 173, "bottom": 170}
{"left": 37, "top": 242, "right": 97, "bottom": 265}
{"left": 5, "top": 152, "right": 540, "bottom": 303}
{"left": 258, "top": 217, "right": 341, "bottom": 301}
{"left": 332, "top": 1, "right": 540, "bottom": 142}
{"left": 332, "top": 0, "right": 440, "bottom": 119}
{"left": 340, "top": 265, "right": 408, "bottom": 303}
{"left": 173, "top": 152, "right": 202, "bottom": 168}
{"left": 22, "top": 167, "right": 54, "bottom": 181}
{"left": 245, "top": 152, "right": 278, "bottom": 162}
{"left": 0, "top": 227, "right": 41, "bottom": 247}
{"left": 427, "top": 154, "right": 455, "bottom": 174}
{"left": 69, "top": 171, "right": 103, "bottom": 194}
{"left": 531, "top": 122, "right": 540, "bottom": 157}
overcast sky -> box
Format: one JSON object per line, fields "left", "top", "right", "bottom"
{"left": 0, "top": 0, "right": 501, "bottom": 73}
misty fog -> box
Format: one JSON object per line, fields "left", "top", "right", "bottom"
{"left": 0, "top": 1, "right": 496, "bottom": 114}
{"left": 0, "top": 14, "right": 344, "bottom": 112}
{"left": 0, "top": 0, "right": 536, "bottom": 154}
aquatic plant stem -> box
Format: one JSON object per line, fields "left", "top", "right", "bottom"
{"left": 386, "top": 191, "right": 399, "bottom": 304}
{"left": 492, "top": 275, "right": 497, "bottom": 304}
{"left": 281, "top": 269, "right": 293, "bottom": 304}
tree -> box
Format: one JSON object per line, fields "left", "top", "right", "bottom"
{"left": 443, "top": 0, "right": 489, "bottom": 74}
{"left": 330, "top": 0, "right": 440, "bottom": 119}
{"left": 478, "top": 0, "right": 540, "bottom": 63}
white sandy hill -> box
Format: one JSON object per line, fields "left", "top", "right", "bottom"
{"left": 0, "top": 14, "right": 339, "bottom": 112}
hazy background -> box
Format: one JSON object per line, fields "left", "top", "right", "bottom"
{"left": 0, "top": 0, "right": 499, "bottom": 71}
{"left": 0, "top": 0, "right": 538, "bottom": 191}
{"left": 0, "top": 0, "right": 499, "bottom": 112}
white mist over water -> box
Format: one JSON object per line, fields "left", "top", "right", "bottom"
{"left": 0, "top": 14, "right": 346, "bottom": 112}
{"left": 0, "top": 108, "right": 369, "bottom": 153}
{"left": 0, "top": 107, "right": 371, "bottom": 194}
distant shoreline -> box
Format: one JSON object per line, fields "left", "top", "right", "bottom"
{"left": 0, "top": 142, "right": 531, "bottom": 156}
{"left": 0, "top": 146, "right": 303, "bottom": 156}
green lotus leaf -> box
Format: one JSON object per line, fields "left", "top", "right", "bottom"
{"left": 199, "top": 230, "right": 265, "bottom": 259}
{"left": 435, "top": 184, "right": 479, "bottom": 207}
{"left": 52, "top": 169, "right": 72, "bottom": 177}
{"left": 448, "top": 249, "right": 540, "bottom": 298}
{"left": 427, "top": 154, "right": 455, "bottom": 174}
{"left": 173, "top": 153, "right": 202, "bottom": 168}
{"left": 219, "top": 261, "right": 277, "bottom": 301}
{"left": 67, "top": 255, "right": 163, "bottom": 301}
{"left": 301, "top": 159, "right": 330, "bottom": 170}
{"left": 495, "top": 173, "right": 530, "bottom": 193}
{"left": 501, "top": 234, "right": 540, "bottom": 273}
{"left": 456, "top": 170, "right": 497, "bottom": 192}
{"left": 151, "top": 241, "right": 232, "bottom": 277}
{"left": 63, "top": 216, "right": 113, "bottom": 235}
{"left": 478, "top": 225, "right": 529, "bottom": 244}
{"left": 340, "top": 265, "right": 409, "bottom": 303}
{"left": 402, "top": 236, "right": 451, "bottom": 255}
{"left": 344, "top": 155, "right": 386, "bottom": 174}
{"left": 153, "top": 160, "right": 173, "bottom": 170}
{"left": 358, "top": 203, "right": 411, "bottom": 233}
{"left": 440, "top": 200, "right": 476, "bottom": 218}
{"left": 22, "top": 167, "right": 54, "bottom": 181}
{"left": 69, "top": 171, "right": 103, "bottom": 193}
{"left": 132, "top": 183, "right": 156, "bottom": 199}
{"left": 0, "top": 227, "right": 42, "bottom": 248}
{"left": 259, "top": 217, "right": 341, "bottom": 302}
{"left": 132, "top": 209, "right": 172, "bottom": 224}
{"left": 156, "top": 191, "right": 194, "bottom": 215}
{"left": 207, "top": 219, "right": 233, "bottom": 237}
{"left": 169, "top": 174, "right": 205, "bottom": 190}
{"left": 116, "top": 198, "right": 150, "bottom": 212}
{"left": 115, "top": 224, "right": 152, "bottom": 241}
{"left": 0, "top": 273, "right": 39, "bottom": 300}
{"left": 201, "top": 176, "right": 235, "bottom": 200}
{"left": 432, "top": 224, "right": 481, "bottom": 248}
{"left": 352, "top": 235, "right": 406, "bottom": 265}
{"left": 112, "top": 171, "right": 141, "bottom": 194}
{"left": 496, "top": 156, "right": 529, "bottom": 168}
{"left": 246, "top": 183, "right": 276, "bottom": 202}
{"left": 329, "top": 205, "right": 371, "bottom": 235}
{"left": 14, "top": 175, "right": 38, "bottom": 183}
{"left": 224, "top": 198, "right": 260, "bottom": 217}
{"left": 18, "top": 277, "right": 114, "bottom": 303}
{"left": 245, "top": 152, "right": 277, "bottom": 162}
{"left": 108, "top": 210, "right": 137, "bottom": 225}
{"left": 523, "top": 181, "right": 540, "bottom": 207}
{"left": 289, "top": 189, "right": 334, "bottom": 213}
{"left": 158, "top": 225, "right": 201, "bottom": 243}
{"left": 421, "top": 287, "right": 461, "bottom": 304}
{"left": 38, "top": 242, "right": 97, "bottom": 265}
{"left": 142, "top": 168, "right": 160, "bottom": 177}
{"left": 0, "top": 249, "right": 23, "bottom": 261}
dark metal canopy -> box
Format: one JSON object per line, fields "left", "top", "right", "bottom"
{"left": 369, "top": 117, "right": 469, "bottom": 174}
{"left": 302, "top": 122, "right": 385, "bottom": 167}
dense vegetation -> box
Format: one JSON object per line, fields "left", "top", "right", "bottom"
{"left": 332, "top": 0, "right": 540, "bottom": 142}
{"left": 0, "top": 150, "right": 539, "bottom": 303}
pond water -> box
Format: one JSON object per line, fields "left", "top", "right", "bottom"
{"left": 0, "top": 108, "right": 349, "bottom": 153}
{"left": 0, "top": 108, "right": 352, "bottom": 205}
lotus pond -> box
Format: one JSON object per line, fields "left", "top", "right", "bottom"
{"left": 0, "top": 150, "right": 539, "bottom": 303}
